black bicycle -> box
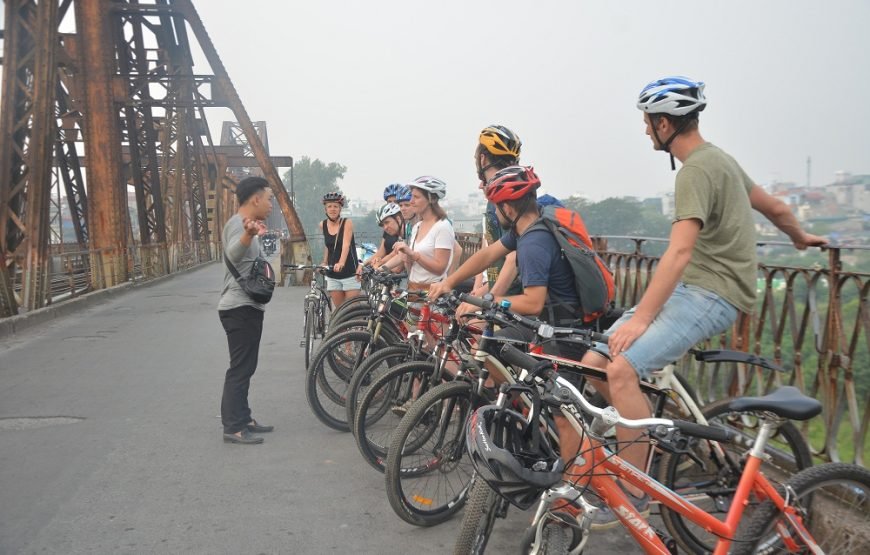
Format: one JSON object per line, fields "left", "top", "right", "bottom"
{"left": 284, "top": 264, "right": 332, "bottom": 368}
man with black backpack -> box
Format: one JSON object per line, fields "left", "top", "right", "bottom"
{"left": 218, "top": 176, "right": 276, "bottom": 445}
{"left": 428, "top": 166, "right": 606, "bottom": 358}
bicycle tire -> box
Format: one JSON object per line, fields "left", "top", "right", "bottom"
{"left": 345, "top": 344, "right": 415, "bottom": 428}
{"left": 385, "top": 380, "right": 478, "bottom": 526}
{"left": 306, "top": 329, "right": 388, "bottom": 431}
{"left": 453, "top": 476, "right": 502, "bottom": 555}
{"left": 733, "top": 462, "right": 870, "bottom": 555}
{"left": 659, "top": 397, "right": 814, "bottom": 554}
{"left": 352, "top": 361, "right": 438, "bottom": 472}
{"left": 329, "top": 304, "right": 372, "bottom": 330}
{"left": 332, "top": 295, "right": 371, "bottom": 322}
{"left": 304, "top": 304, "right": 317, "bottom": 369}
{"left": 520, "top": 518, "right": 579, "bottom": 555}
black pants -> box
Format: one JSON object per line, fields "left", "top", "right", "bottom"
{"left": 219, "top": 306, "right": 264, "bottom": 434}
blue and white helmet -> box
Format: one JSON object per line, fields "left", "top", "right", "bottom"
{"left": 376, "top": 202, "right": 402, "bottom": 225}
{"left": 637, "top": 76, "right": 706, "bottom": 116}
{"left": 383, "top": 183, "right": 404, "bottom": 201}
{"left": 409, "top": 176, "right": 447, "bottom": 200}
{"left": 396, "top": 185, "right": 412, "bottom": 203}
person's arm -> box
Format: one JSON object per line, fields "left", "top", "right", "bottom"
{"left": 607, "top": 218, "right": 701, "bottom": 357}
{"left": 368, "top": 239, "right": 387, "bottom": 266}
{"left": 428, "top": 240, "right": 511, "bottom": 299}
{"left": 499, "top": 285, "right": 547, "bottom": 316}
{"left": 333, "top": 219, "right": 354, "bottom": 272}
{"left": 489, "top": 252, "right": 517, "bottom": 297}
{"left": 226, "top": 218, "right": 259, "bottom": 264}
{"left": 748, "top": 185, "right": 828, "bottom": 249}
{"left": 407, "top": 247, "right": 450, "bottom": 276}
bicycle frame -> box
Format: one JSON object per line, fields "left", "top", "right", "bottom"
{"left": 547, "top": 408, "right": 820, "bottom": 555}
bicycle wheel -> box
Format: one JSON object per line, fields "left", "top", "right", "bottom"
{"left": 734, "top": 462, "right": 870, "bottom": 555}
{"left": 385, "top": 380, "right": 478, "bottom": 526}
{"left": 329, "top": 304, "right": 371, "bottom": 330}
{"left": 303, "top": 303, "right": 317, "bottom": 369}
{"left": 659, "top": 397, "right": 814, "bottom": 554}
{"left": 453, "top": 476, "right": 504, "bottom": 555}
{"left": 519, "top": 516, "right": 579, "bottom": 555}
{"left": 306, "top": 329, "right": 387, "bottom": 431}
{"left": 346, "top": 344, "right": 415, "bottom": 428}
{"left": 352, "top": 361, "right": 437, "bottom": 472}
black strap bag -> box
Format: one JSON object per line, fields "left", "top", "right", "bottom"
{"left": 225, "top": 255, "right": 275, "bottom": 304}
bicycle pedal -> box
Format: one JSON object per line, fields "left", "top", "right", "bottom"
{"left": 299, "top": 340, "right": 306, "bottom": 348}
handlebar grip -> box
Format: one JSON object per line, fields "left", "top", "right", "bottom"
{"left": 673, "top": 420, "right": 734, "bottom": 443}
{"left": 458, "top": 293, "right": 493, "bottom": 310}
{"left": 587, "top": 330, "right": 609, "bottom": 344}
{"left": 498, "top": 344, "right": 541, "bottom": 372}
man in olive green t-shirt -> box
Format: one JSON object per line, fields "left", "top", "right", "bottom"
{"left": 555, "top": 77, "right": 827, "bottom": 525}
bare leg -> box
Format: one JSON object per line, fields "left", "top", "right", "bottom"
{"left": 329, "top": 290, "right": 346, "bottom": 309}
{"left": 344, "top": 289, "right": 360, "bottom": 301}
{"left": 556, "top": 351, "right": 610, "bottom": 465}
{"left": 605, "top": 355, "right": 650, "bottom": 497}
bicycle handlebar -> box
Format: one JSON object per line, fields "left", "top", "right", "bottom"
{"left": 283, "top": 264, "right": 330, "bottom": 273}
{"left": 552, "top": 374, "right": 734, "bottom": 441}
{"left": 457, "top": 292, "right": 609, "bottom": 346}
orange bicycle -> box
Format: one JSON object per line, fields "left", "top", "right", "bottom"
{"left": 455, "top": 344, "right": 870, "bottom": 554}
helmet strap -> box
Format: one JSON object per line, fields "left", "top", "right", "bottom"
{"left": 477, "top": 163, "right": 495, "bottom": 182}
{"left": 496, "top": 203, "right": 521, "bottom": 231}
{"left": 652, "top": 116, "right": 691, "bottom": 171}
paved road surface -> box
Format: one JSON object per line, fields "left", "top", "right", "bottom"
{"left": 0, "top": 262, "right": 641, "bottom": 554}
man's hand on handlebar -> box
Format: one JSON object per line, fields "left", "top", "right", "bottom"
{"left": 427, "top": 280, "right": 452, "bottom": 301}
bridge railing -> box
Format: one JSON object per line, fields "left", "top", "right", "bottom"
{"left": 600, "top": 236, "right": 868, "bottom": 466}
{"left": 457, "top": 233, "right": 869, "bottom": 465}
{"left": 6, "top": 241, "right": 216, "bottom": 306}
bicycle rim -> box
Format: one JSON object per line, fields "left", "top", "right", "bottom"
{"left": 386, "top": 380, "right": 477, "bottom": 526}
{"left": 353, "top": 361, "right": 435, "bottom": 472}
{"left": 346, "top": 345, "right": 414, "bottom": 429}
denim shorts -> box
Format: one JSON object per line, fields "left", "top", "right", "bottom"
{"left": 325, "top": 275, "right": 361, "bottom": 292}
{"left": 593, "top": 283, "right": 738, "bottom": 379}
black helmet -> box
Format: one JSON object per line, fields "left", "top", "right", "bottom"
{"left": 466, "top": 404, "right": 564, "bottom": 510}
{"left": 322, "top": 191, "right": 345, "bottom": 205}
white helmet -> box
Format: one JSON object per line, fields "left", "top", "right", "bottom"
{"left": 637, "top": 76, "right": 706, "bottom": 116}
{"left": 376, "top": 202, "right": 402, "bottom": 225}
{"left": 409, "top": 176, "right": 447, "bottom": 200}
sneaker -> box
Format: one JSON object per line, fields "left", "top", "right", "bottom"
{"left": 588, "top": 492, "right": 650, "bottom": 530}
{"left": 390, "top": 398, "right": 414, "bottom": 417}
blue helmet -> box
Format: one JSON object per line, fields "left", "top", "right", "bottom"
{"left": 637, "top": 76, "right": 706, "bottom": 116}
{"left": 383, "top": 183, "right": 404, "bottom": 201}
{"left": 537, "top": 194, "right": 564, "bottom": 208}
{"left": 396, "top": 185, "right": 412, "bottom": 203}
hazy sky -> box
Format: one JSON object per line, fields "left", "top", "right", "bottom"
{"left": 11, "top": 1, "right": 869, "bottom": 206}
{"left": 191, "top": 0, "right": 869, "bottom": 204}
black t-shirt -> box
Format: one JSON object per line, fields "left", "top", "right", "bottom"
{"left": 383, "top": 231, "right": 399, "bottom": 255}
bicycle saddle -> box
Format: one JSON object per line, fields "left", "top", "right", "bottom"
{"left": 727, "top": 386, "right": 822, "bottom": 421}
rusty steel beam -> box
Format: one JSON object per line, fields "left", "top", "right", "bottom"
{"left": 54, "top": 65, "right": 89, "bottom": 249}
{"left": 0, "top": 0, "right": 59, "bottom": 316}
{"left": 76, "top": 0, "right": 128, "bottom": 288}
{"left": 112, "top": 7, "right": 167, "bottom": 247}
{"left": 174, "top": 0, "right": 309, "bottom": 265}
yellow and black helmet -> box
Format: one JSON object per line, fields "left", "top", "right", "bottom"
{"left": 479, "top": 125, "right": 522, "bottom": 159}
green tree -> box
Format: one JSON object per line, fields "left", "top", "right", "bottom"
{"left": 283, "top": 156, "right": 347, "bottom": 263}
